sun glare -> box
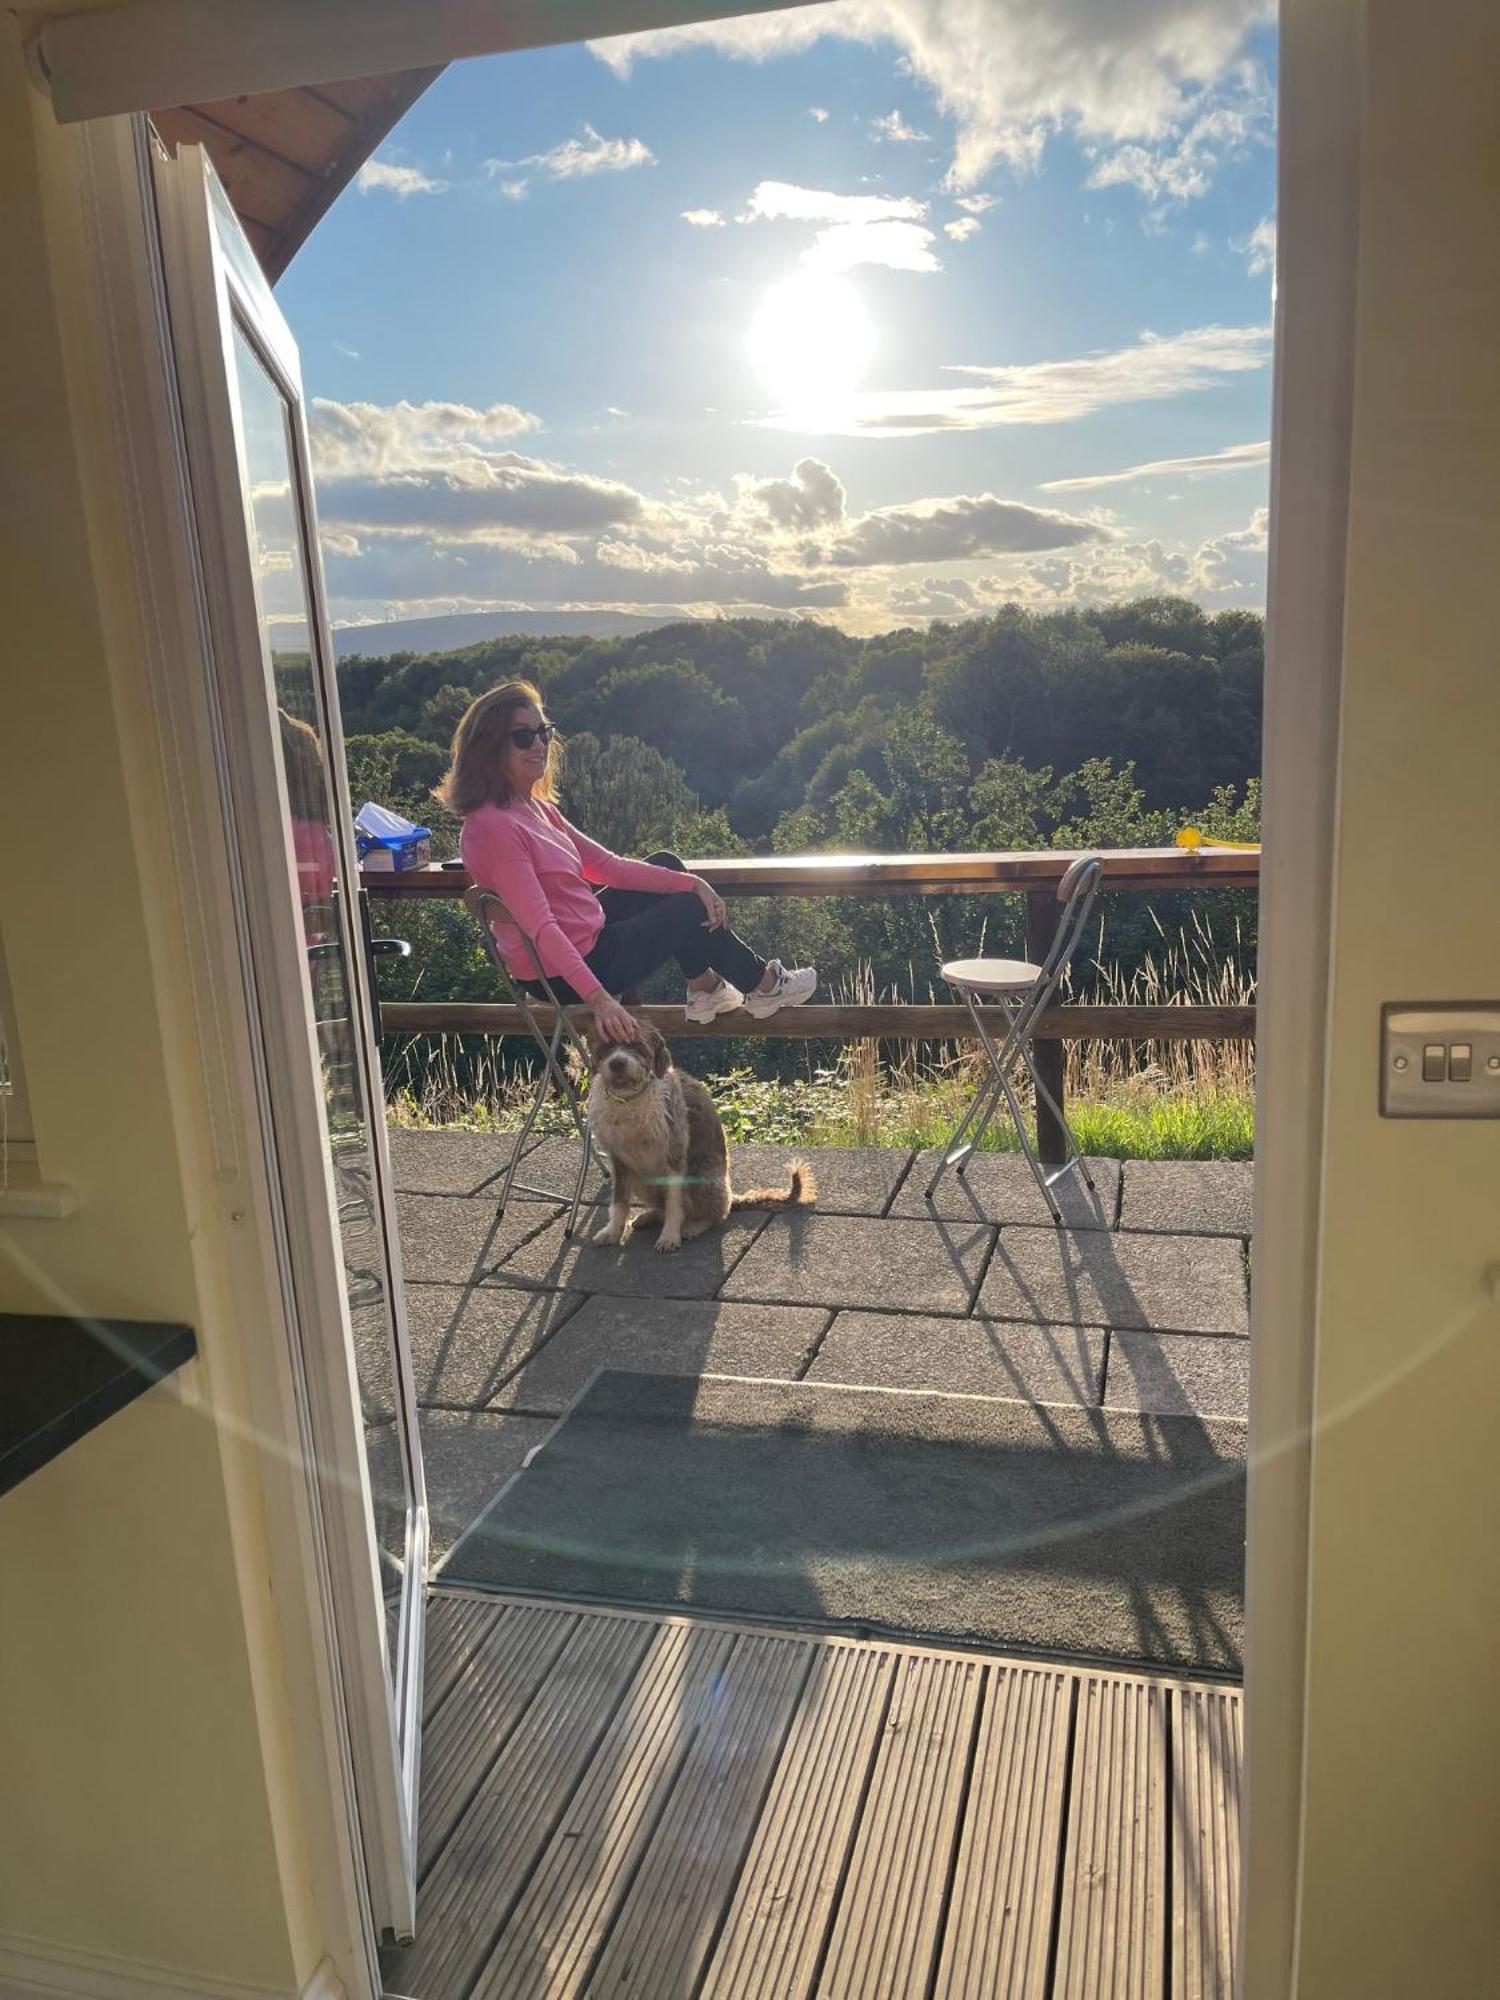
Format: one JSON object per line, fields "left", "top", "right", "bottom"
{"left": 747, "top": 271, "right": 874, "bottom": 422}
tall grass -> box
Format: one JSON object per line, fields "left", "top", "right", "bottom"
{"left": 382, "top": 919, "right": 1255, "bottom": 1161}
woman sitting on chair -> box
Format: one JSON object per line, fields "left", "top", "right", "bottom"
{"left": 434, "top": 681, "right": 816, "bottom": 1048}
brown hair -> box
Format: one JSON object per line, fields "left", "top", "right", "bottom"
{"left": 277, "top": 706, "right": 326, "bottom": 823}
{"left": 431, "top": 680, "right": 562, "bottom": 815}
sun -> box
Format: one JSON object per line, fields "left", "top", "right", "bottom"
{"left": 747, "top": 271, "right": 874, "bottom": 422}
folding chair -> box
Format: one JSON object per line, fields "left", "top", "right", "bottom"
{"left": 926, "top": 855, "right": 1104, "bottom": 1225}
{"left": 462, "top": 883, "right": 604, "bottom": 1236}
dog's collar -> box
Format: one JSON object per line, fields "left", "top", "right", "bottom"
{"left": 603, "top": 1077, "right": 651, "bottom": 1104}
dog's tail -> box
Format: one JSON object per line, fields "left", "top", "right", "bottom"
{"left": 729, "top": 1160, "right": 818, "bottom": 1211}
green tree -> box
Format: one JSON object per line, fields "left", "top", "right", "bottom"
{"left": 559, "top": 733, "right": 743, "bottom": 860}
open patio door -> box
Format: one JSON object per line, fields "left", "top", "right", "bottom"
{"left": 150, "top": 138, "right": 426, "bottom": 1940}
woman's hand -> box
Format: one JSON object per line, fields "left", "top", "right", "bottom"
{"left": 591, "top": 994, "right": 639, "bottom": 1046}
{"left": 688, "top": 875, "right": 726, "bottom": 930}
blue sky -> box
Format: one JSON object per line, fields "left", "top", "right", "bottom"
{"left": 279, "top": 0, "right": 1277, "bottom": 634}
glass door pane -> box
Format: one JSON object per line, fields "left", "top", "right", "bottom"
{"left": 153, "top": 137, "right": 425, "bottom": 1941}
{"left": 230, "top": 329, "right": 416, "bottom": 1636}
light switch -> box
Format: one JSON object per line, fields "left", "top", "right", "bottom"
{"left": 1382, "top": 1004, "right": 1500, "bottom": 1116}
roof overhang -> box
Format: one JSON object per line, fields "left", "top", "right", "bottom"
{"left": 150, "top": 72, "right": 442, "bottom": 281}
{"left": 23, "top": 0, "right": 827, "bottom": 282}
{"left": 25, "top": 0, "right": 829, "bottom": 122}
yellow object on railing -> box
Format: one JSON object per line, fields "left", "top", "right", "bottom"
{"left": 1175, "top": 826, "right": 1262, "bottom": 853}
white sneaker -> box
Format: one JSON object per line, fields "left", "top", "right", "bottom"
{"left": 684, "top": 978, "right": 744, "bottom": 1024}
{"left": 743, "top": 962, "right": 817, "bottom": 1018}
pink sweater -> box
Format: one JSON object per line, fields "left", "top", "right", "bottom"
{"left": 460, "top": 798, "right": 698, "bottom": 1001}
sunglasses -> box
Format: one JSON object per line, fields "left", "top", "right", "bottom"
{"left": 508, "top": 723, "right": 556, "bottom": 751}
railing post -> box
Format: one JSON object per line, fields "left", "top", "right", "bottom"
{"left": 1024, "top": 889, "right": 1067, "bottom": 1165}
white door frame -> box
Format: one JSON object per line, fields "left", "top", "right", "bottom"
{"left": 1241, "top": 1, "right": 1364, "bottom": 1991}
{"left": 68, "top": 111, "right": 418, "bottom": 1996}
{"left": 52, "top": 1, "right": 1376, "bottom": 1987}
{"left": 151, "top": 137, "right": 427, "bottom": 1941}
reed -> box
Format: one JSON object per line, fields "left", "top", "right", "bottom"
{"left": 382, "top": 919, "right": 1256, "bottom": 1162}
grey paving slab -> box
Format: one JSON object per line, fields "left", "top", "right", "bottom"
{"left": 978, "top": 1229, "right": 1249, "bottom": 1335}
{"left": 500, "top": 1298, "right": 828, "bottom": 1415}
{"left": 727, "top": 1143, "right": 914, "bottom": 1216}
{"left": 385, "top": 1127, "right": 514, "bottom": 1197}
{"left": 447, "top": 1371, "right": 1247, "bottom": 1673}
{"left": 809, "top": 1312, "right": 1106, "bottom": 1406}
{"left": 396, "top": 1192, "right": 560, "bottom": 1284}
{"left": 349, "top": 1299, "right": 402, "bottom": 1428}
{"left": 489, "top": 1209, "right": 771, "bottom": 1300}
{"left": 722, "top": 1214, "right": 993, "bottom": 1316}
{"left": 475, "top": 1132, "right": 610, "bottom": 1204}
{"left": 416, "top": 1410, "right": 556, "bottom": 1564}
{"left": 1105, "top": 1331, "right": 1252, "bottom": 1421}
{"left": 402, "top": 1282, "right": 582, "bottom": 1410}
{"left": 891, "top": 1152, "right": 1119, "bottom": 1229}
{"left": 1120, "top": 1160, "right": 1256, "bottom": 1238}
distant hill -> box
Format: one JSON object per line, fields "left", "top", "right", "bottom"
{"left": 331, "top": 607, "right": 709, "bottom": 657}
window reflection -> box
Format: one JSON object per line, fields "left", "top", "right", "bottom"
{"left": 232, "top": 323, "right": 410, "bottom": 1643}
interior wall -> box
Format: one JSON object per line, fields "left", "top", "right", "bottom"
{"left": 1288, "top": 1, "right": 1500, "bottom": 1989}
{"left": 0, "top": 22, "right": 315, "bottom": 1994}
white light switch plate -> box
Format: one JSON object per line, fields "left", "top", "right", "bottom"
{"left": 1381, "top": 1003, "right": 1500, "bottom": 1117}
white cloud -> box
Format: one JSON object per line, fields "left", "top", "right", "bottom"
{"left": 887, "top": 575, "right": 981, "bottom": 616}
{"left": 323, "top": 523, "right": 849, "bottom": 619}
{"left": 308, "top": 400, "right": 642, "bottom": 551}
{"left": 806, "top": 218, "right": 940, "bottom": 274}
{"left": 486, "top": 125, "right": 656, "bottom": 198}
{"left": 743, "top": 181, "right": 925, "bottom": 226}
{"left": 871, "top": 109, "right": 929, "bottom": 143}
{"left": 748, "top": 457, "right": 848, "bottom": 532}
{"left": 1190, "top": 503, "right": 1269, "bottom": 594}
{"left": 824, "top": 493, "right": 1107, "bottom": 567}
{"left": 316, "top": 459, "right": 644, "bottom": 545}
{"left": 1087, "top": 70, "right": 1272, "bottom": 207}
{"left": 682, "top": 207, "right": 726, "bottom": 227}
{"left": 309, "top": 399, "right": 542, "bottom": 479}
{"left": 760, "top": 323, "right": 1272, "bottom": 436}
{"left": 591, "top": 0, "right": 1275, "bottom": 189}
{"left": 994, "top": 505, "right": 1270, "bottom": 610}
{"left": 1236, "top": 213, "right": 1276, "bottom": 275}
{"left": 955, "top": 192, "right": 999, "bottom": 215}
{"left": 944, "top": 216, "right": 982, "bottom": 242}
{"left": 809, "top": 106, "right": 830, "bottom": 122}
{"left": 1039, "top": 439, "right": 1270, "bottom": 491}
{"left": 356, "top": 158, "right": 446, "bottom": 198}
{"left": 741, "top": 180, "right": 939, "bottom": 275}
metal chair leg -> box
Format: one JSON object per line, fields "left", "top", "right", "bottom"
{"left": 926, "top": 1074, "right": 998, "bottom": 1194}
{"left": 565, "top": 1117, "right": 598, "bottom": 1237}
{"left": 926, "top": 986, "right": 1075, "bottom": 1223}
{"left": 994, "top": 1060, "right": 1065, "bottom": 1225}
{"left": 1017, "top": 1044, "right": 1095, "bottom": 1192}
{"left": 496, "top": 1052, "right": 554, "bottom": 1217}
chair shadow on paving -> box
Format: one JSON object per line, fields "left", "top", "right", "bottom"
{"left": 774, "top": 1204, "right": 986, "bottom": 1290}
{"left": 440, "top": 1369, "right": 1247, "bottom": 1674}
{"left": 392, "top": 1148, "right": 1250, "bottom": 1674}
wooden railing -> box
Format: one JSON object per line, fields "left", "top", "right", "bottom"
{"left": 363, "top": 847, "right": 1258, "bottom": 1163}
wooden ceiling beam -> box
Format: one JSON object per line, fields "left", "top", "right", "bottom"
{"left": 152, "top": 66, "right": 443, "bottom": 284}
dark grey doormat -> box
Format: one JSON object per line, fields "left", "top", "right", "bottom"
{"left": 441, "top": 1371, "right": 1246, "bottom": 1674}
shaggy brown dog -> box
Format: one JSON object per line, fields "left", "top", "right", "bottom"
{"left": 585, "top": 1017, "right": 815, "bottom": 1253}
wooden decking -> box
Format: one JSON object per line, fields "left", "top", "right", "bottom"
{"left": 384, "top": 1589, "right": 1241, "bottom": 2000}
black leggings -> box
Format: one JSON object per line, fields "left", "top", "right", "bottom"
{"left": 525, "top": 852, "right": 767, "bottom": 1004}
